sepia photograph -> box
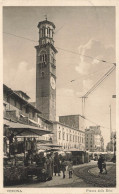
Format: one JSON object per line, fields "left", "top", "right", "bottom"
{"left": 2, "top": 4, "right": 117, "bottom": 192}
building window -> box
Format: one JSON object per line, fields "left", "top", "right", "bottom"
{"left": 80, "top": 137, "right": 81, "bottom": 142}
{"left": 63, "top": 133, "right": 65, "bottom": 140}
{"left": 78, "top": 136, "right": 79, "bottom": 143}
{"left": 73, "top": 135, "right": 74, "bottom": 142}
{"left": 67, "top": 134, "right": 68, "bottom": 141}
{"left": 59, "top": 132, "right": 61, "bottom": 139}
{"left": 70, "top": 134, "right": 72, "bottom": 141}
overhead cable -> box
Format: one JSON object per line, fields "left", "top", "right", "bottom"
{"left": 81, "top": 66, "right": 116, "bottom": 98}
{"left": 3, "top": 31, "right": 115, "bottom": 65}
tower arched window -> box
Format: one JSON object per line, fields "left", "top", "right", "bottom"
{"left": 45, "top": 54, "right": 47, "bottom": 62}
{"left": 39, "top": 52, "right": 47, "bottom": 63}
{"left": 42, "top": 28, "right": 45, "bottom": 37}
{"left": 41, "top": 28, "right": 44, "bottom": 37}
{"left": 47, "top": 27, "right": 50, "bottom": 37}
{"left": 43, "top": 54, "right": 45, "bottom": 62}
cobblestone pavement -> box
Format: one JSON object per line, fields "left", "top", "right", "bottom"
{"left": 7, "top": 161, "right": 116, "bottom": 188}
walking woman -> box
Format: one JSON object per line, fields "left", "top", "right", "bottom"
{"left": 54, "top": 152, "right": 61, "bottom": 176}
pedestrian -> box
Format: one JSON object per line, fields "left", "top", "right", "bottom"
{"left": 67, "top": 159, "right": 73, "bottom": 178}
{"left": 46, "top": 154, "right": 53, "bottom": 180}
{"left": 102, "top": 157, "right": 107, "bottom": 174}
{"left": 54, "top": 152, "right": 61, "bottom": 176}
{"left": 97, "top": 154, "right": 104, "bottom": 174}
{"left": 61, "top": 158, "right": 67, "bottom": 179}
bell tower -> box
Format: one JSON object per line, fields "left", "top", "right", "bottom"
{"left": 35, "top": 18, "right": 57, "bottom": 121}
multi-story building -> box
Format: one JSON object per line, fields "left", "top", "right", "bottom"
{"left": 85, "top": 126, "right": 104, "bottom": 152}
{"left": 3, "top": 84, "right": 40, "bottom": 123}
{"left": 52, "top": 121, "right": 85, "bottom": 150}
{"left": 3, "top": 84, "right": 53, "bottom": 142}
{"left": 59, "top": 115, "right": 85, "bottom": 132}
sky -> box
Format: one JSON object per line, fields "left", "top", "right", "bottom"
{"left": 3, "top": 6, "right": 116, "bottom": 148}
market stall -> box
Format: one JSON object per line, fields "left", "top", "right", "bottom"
{"left": 3, "top": 119, "right": 53, "bottom": 186}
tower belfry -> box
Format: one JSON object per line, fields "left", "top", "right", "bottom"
{"left": 35, "top": 19, "right": 57, "bottom": 121}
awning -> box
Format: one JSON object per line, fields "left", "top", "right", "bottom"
{"left": 41, "top": 143, "right": 62, "bottom": 148}
{"left": 45, "top": 147, "right": 62, "bottom": 152}
{"left": 67, "top": 148, "right": 84, "bottom": 152}
{"left": 4, "top": 119, "right": 53, "bottom": 136}
{"left": 37, "top": 139, "right": 52, "bottom": 144}
{"left": 37, "top": 145, "right": 51, "bottom": 150}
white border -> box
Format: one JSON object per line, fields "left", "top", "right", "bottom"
{"left": 0, "top": 0, "right": 119, "bottom": 194}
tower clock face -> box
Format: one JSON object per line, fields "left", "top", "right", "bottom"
{"left": 50, "top": 76, "right": 56, "bottom": 90}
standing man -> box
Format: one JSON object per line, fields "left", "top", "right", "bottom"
{"left": 97, "top": 154, "right": 104, "bottom": 174}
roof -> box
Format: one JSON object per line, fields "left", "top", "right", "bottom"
{"left": 64, "top": 148, "right": 85, "bottom": 152}
{"left": 14, "top": 90, "right": 30, "bottom": 100}
{"left": 3, "top": 84, "right": 41, "bottom": 114}
{"left": 59, "top": 114, "right": 85, "bottom": 118}
{"left": 4, "top": 119, "right": 53, "bottom": 136}
{"left": 53, "top": 121, "right": 85, "bottom": 133}
{"left": 37, "top": 114, "right": 53, "bottom": 124}
{"left": 38, "top": 20, "right": 55, "bottom": 29}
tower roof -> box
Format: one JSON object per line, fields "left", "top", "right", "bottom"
{"left": 38, "top": 20, "right": 55, "bottom": 29}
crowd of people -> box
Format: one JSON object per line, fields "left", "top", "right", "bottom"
{"left": 24, "top": 151, "right": 74, "bottom": 181}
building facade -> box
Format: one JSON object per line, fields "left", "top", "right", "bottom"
{"left": 59, "top": 115, "right": 85, "bottom": 132}
{"left": 35, "top": 19, "right": 57, "bottom": 121}
{"left": 52, "top": 121, "right": 85, "bottom": 151}
{"left": 3, "top": 84, "right": 53, "bottom": 142}
{"left": 85, "top": 126, "right": 104, "bottom": 152}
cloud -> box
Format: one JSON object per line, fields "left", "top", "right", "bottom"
{"left": 57, "top": 88, "right": 74, "bottom": 98}
{"left": 83, "top": 79, "right": 93, "bottom": 92}
{"left": 4, "top": 61, "right": 36, "bottom": 101}
{"left": 75, "top": 39, "right": 115, "bottom": 75}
